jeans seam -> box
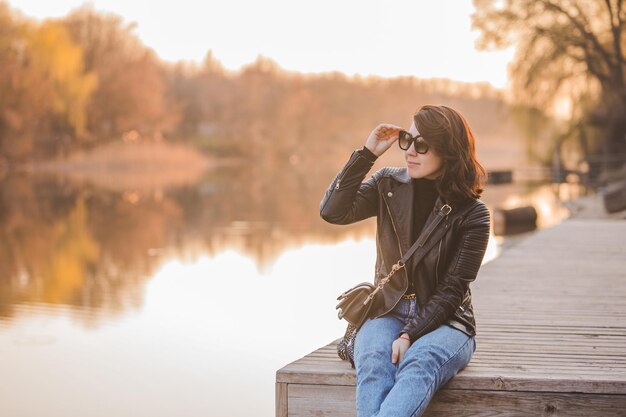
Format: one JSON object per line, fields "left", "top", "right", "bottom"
{"left": 408, "top": 335, "right": 474, "bottom": 417}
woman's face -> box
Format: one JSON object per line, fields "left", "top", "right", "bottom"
{"left": 404, "top": 121, "right": 444, "bottom": 180}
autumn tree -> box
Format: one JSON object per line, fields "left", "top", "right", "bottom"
{"left": 0, "top": 3, "right": 34, "bottom": 161}
{"left": 0, "top": 4, "right": 95, "bottom": 161}
{"left": 27, "top": 21, "right": 96, "bottom": 141}
{"left": 472, "top": 0, "right": 626, "bottom": 167}
{"left": 63, "top": 5, "right": 178, "bottom": 140}
{"left": 162, "top": 51, "right": 231, "bottom": 154}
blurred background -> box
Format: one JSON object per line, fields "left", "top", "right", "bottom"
{"left": 0, "top": 1, "right": 624, "bottom": 416}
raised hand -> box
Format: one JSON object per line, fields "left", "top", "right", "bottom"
{"left": 365, "top": 123, "right": 404, "bottom": 157}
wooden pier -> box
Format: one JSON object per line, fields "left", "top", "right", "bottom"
{"left": 276, "top": 218, "right": 626, "bottom": 416}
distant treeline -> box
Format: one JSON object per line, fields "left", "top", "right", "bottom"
{"left": 0, "top": 3, "right": 550, "bottom": 168}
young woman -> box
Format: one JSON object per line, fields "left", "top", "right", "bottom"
{"left": 320, "top": 105, "right": 491, "bottom": 417}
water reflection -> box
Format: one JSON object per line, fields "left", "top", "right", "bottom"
{"left": 0, "top": 165, "right": 587, "bottom": 416}
{"left": 0, "top": 163, "right": 379, "bottom": 320}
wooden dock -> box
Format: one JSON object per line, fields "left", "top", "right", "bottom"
{"left": 276, "top": 218, "right": 626, "bottom": 416}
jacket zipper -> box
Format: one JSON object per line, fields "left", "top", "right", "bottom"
{"left": 334, "top": 156, "right": 360, "bottom": 190}
{"left": 383, "top": 195, "right": 403, "bottom": 258}
{"left": 435, "top": 240, "right": 443, "bottom": 285}
{"left": 459, "top": 292, "right": 471, "bottom": 313}
{"left": 374, "top": 195, "right": 406, "bottom": 319}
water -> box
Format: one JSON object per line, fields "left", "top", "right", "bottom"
{"left": 0, "top": 166, "right": 587, "bottom": 417}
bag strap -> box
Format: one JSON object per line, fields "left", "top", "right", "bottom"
{"left": 365, "top": 200, "right": 477, "bottom": 303}
{"left": 400, "top": 203, "right": 451, "bottom": 264}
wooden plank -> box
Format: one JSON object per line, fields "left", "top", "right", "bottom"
{"left": 471, "top": 356, "right": 626, "bottom": 365}
{"left": 291, "top": 357, "right": 626, "bottom": 370}
{"left": 279, "top": 364, "right": 626, "bottom": 394}
{"left": 423, "top": 390, "right": 626, "bottom": 417}
{"left": 445, "top": 373, "right": 626, "bottom": 394}
{"left": 286, "top": 384, "right": 626, "bottom": 417}
{"left": 288, "top": 384, "right": 354, "bottom": 417}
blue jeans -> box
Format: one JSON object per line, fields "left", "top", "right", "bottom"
{"left": 354, "top": 298, "right": 476, "bottom": 417}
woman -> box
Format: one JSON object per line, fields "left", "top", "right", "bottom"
{"left": 320, "top": 105, "right": 491, "bottom": 417}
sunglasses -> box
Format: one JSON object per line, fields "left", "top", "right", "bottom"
{"left": 398, "top": 130, "right": 429, "bottom": 154}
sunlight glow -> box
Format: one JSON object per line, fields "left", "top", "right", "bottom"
{"left": 483, "top": 229, "right": 500, "bottom": 264}
{"left": 147, "top": 235, "right": 500, "bottom": 342}
{"left": 10, "top": 0, "right": 515, "bottom": 88}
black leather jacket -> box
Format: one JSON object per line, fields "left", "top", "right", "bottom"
{"left": 320, "top": 149, "right": 491, "bottom": 342}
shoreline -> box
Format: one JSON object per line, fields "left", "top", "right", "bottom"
{"left": 0, "top": 141, "right": 242, "bottom": 181}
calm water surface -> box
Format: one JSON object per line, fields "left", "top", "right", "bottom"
{"left": 0, "top": 165, "right": 587, "bottom": 417}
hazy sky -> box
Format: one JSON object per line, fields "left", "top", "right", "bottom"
{"left": 8, "top": 0, "right": 515, "bottom": 88}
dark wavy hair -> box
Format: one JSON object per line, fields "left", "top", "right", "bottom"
{"left": 413, "top": 105, "right": 487, "bottom": 203}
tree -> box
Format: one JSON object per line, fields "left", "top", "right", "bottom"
{"left": 63, "top": 5, "right": 178, "bottom": 140}
{"left": 27, "top": 21, "right": 96, "bottom": 139}
{"left": 0, "top": 4, "right": 95, "bottom": 161}
{"left": 472, "top": 0, "right": 626, "bottom": 162}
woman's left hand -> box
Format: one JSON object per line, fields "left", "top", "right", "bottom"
{"left": 391, "top": 334, "right": 411, "bottom": 364}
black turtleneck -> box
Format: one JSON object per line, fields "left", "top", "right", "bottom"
{"left": 407, "top": 178, "right": 439, "bottom": 294}
{"left": 357, "top": 146, "right": 439, "bottom": 295}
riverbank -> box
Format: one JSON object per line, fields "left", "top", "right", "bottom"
{"left": 2, "top": 141, "right": 241, "bottom": 191}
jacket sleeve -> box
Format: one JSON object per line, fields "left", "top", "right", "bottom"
{"left": 401, "top": 202, "right": 491, "bottom": 342}
{"left": 320, "top": 148, "right": 379, "bottom": 225}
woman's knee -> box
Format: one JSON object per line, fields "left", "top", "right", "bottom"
{"left": 354, "top": 336, "right": 391, "bottom": 371}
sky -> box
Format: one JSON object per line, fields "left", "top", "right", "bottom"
{"left": 8, "top": 0, "right": 515, "bottom": 88}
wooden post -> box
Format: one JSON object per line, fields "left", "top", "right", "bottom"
{"left": 603, "top": 181, "right": 626, "bottom": 213}
{"left": 492, "top": 205, "right": 538, "bottom": 235}
{"left": 276, "top": 382, "right": 288, "bottom": 417}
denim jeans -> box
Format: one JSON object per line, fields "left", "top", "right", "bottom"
{"left": 354, "top": 298, "right": 476, "bottom": 417}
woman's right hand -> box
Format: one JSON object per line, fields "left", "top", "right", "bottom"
{"left": 365, "top": 123, "right": 404, "bottom": 157}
